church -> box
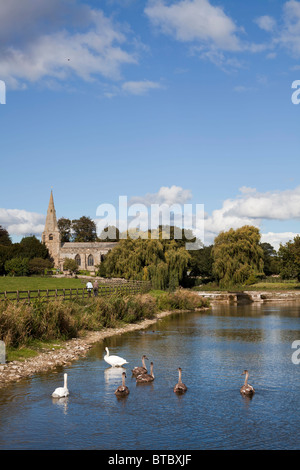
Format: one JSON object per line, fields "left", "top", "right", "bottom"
{"left": 42, "top": 191, "right": 118, "bottom": 272}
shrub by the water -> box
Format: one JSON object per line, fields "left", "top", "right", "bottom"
{"left": 0, "top": 289, "right": 209, "bottom": 349}
{"left": 155, "top": 289, "right": 209, "bottom": 311}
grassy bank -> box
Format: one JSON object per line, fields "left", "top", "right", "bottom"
{"left": 0, "top": 289, "right": 209, "bottom": 360}
{"left": 193, "top": 279, "right": 300, "bottom": 291}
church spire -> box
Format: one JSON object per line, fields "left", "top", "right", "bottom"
{"left": 42, "top": 190, "right": 61, "bottom": 267}
{"left": 45, "top": 190, "right": 59, "bottom": 233}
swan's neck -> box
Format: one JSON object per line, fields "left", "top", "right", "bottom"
{"left": 244, "top": 372, "right": 249, "bottom": 386}
{"left": 106, "top": 348, "right": 109, "bottom": 356}
{"left": 178, "top": 369, "right": 182, "bottom": 384}
{"left": 64, "top": 374, "right": 68, "bottom": 389}
{"left": 150, "top": 364, "right": 154, "bottom": 378}
{"left": 142, "top": 357, "right": 146, "bottom": 368}
{"left": 122, "top": 375, "right": 126, "bottom": 387}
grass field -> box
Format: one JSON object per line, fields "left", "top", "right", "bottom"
{"left": 0, "top": 276, "right": 92, "bottom": 292}
{"left": 0, "top": 276, "right": 150, "bottom": 301}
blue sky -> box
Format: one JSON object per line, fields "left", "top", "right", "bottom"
{"left": 1, "top": 0, "right": 300, "bottom": 248}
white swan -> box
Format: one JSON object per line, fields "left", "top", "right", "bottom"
{"left": 52, "top": 373, "right": 69, "bottom": 398}
{"left": 104, "top": 347, "right": 128, "bottom": 367}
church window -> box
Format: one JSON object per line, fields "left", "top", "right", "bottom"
{"left": 49, "top": 234, "right": 53, "bottom": 240}
{"left": 88, "top": 254, "right": 94, "bottom": 266}
{"left": 75, "top": 254, "right": 81, "bottom": 266}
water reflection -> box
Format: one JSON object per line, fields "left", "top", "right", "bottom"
{"left": 104, "top": 367, "right": 127, "bottom": 384}
{"left": 51, "top": 396, "right": 69, "bottom": 414}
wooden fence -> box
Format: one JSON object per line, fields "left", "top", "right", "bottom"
{"left": 0, "top": 281, "right": 152, "bottom": 303}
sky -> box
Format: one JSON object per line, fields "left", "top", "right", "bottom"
{"left": 1, "top": 0, "right": 300, "bottom": 249}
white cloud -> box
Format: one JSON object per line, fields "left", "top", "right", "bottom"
{"left": 261, "top": 232, "right": 299, "bottom": 250}
{"left": 0, "top": 0, "right": 137, "bottom": 88}
{"left": 202, "top": 186, "right": 300, "bottom": 246}
{"left": 278, "top": 0, "right": 300, "bottom": 56}
{"left": 130, "top": 185, "right": 192, "bottom": 206}
{"left": 0, "top": 209, "right": 45, "bottom": 237}
{"left": 144, "top": 0, "right": 270, "bottom": 70}
{"left": 145, "top": 0, "right": 242, "bottom": 51}
{"left": 225, "top": 186, "right": 300, "bottom": 220}
{"left": 259, "top": 1, "right": 300, "bottom": 58}
{"left": 122, "top": 80, "right": 163, "bottom": 95}
{"left": 255, "top": 15, "right": 277, "bottom": 32}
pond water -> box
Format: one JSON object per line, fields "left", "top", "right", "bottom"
{"left": 0, "top": 302, "right": 300, "bottom": 450}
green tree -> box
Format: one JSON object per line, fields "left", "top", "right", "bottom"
{"left": 0, "top": 226, "right": 12, "bottom": 246}
{"left": 72, "top": 216, "right": 97, "bottom": 242}
{"left": 98, "top": 237, "right": 191, "bottom": 289}
{"left": 188, "top": 245, "right": 214, "bottom": 279}
{"left": 58, "top": 217, "right": 72, "bottom": 242}
{"left": 28, "top": 258, "right": 53, "bottom": 275}
{"left": 260, "top": 242, "right": 280, "bottom": 276}
{"left": 63, "top": 258, "right": 79, "bottom": 274}
{"left": 17, "top": 236, "right": 49, "bottom": 259}
{"left": 0, "top": 245, "right": 16, "bottom": 275}
{"left": 212, "top": 226, "right": 264, "bottom": 288}
{"left": 5, "top": 257, "right": 29, "bottom": 276}
{"left": 278, "top": 236, "right": 300, "bottom": 280}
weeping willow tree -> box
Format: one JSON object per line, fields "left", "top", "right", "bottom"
{"left": 212, "top": 225, "right": 264, "bottom": 288}
{"left": 99, "top": 238, "right": 191, "bottom": 290}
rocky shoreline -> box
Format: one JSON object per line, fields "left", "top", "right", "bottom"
{"left": 0, "top": 309, "right": 191, "bottom": 389}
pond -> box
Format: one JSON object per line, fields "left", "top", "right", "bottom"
{"left": 0, "top": 302, "right": 300, "bottom": 450}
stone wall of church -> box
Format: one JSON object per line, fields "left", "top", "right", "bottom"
{"left": 59, "top": 242, "right": 118, "bottom": 272}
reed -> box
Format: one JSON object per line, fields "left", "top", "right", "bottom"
{"left": 0, "top": 289, "right": 209, "bottom": 348}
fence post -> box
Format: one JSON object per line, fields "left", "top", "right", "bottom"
{"left": 17, "top": 290, "right": 19, "bottom": 302}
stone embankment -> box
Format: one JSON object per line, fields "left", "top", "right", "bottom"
{"left": 0, "top": 310, "right": 189, "bottom": 389}
{"left": 198, "top": 290, "right": 300, "bottom": 303}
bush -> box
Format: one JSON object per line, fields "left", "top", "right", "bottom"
{"left": 168, "top": 289, "right": 209, "bottom": 310}
{"left": 155, "top": 289, "right": 209, "bottom": 311}
{"left": 28, "top": 258, "right": 53, "bottom": 275}
{"left": 63, "top": 258, "right": 79, "bottom": 274}
{"left": 5, "top": 257, "right": 29, "bottom": 276}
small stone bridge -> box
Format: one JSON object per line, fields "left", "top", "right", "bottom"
{"left": 198, "top": 290, "right": 300, "bottom": 303}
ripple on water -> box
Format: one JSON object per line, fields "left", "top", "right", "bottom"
{"left": 1, "top": 304, "right": 300, "bottom": 449}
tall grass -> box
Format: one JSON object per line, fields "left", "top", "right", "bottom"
{"left": 0, "top": 290, "right": 209, "bottom": 349}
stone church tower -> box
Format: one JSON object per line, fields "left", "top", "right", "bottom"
{"left": 42, "top": 190, "right": 61, "bottom": 266}
{"left": 42, "top": 191, "right": 118, "bottom": 272}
